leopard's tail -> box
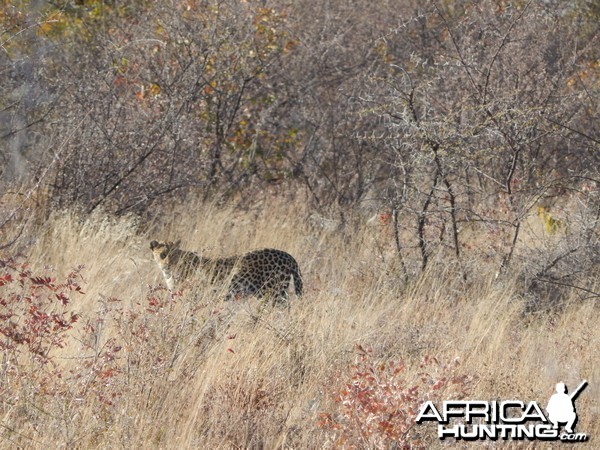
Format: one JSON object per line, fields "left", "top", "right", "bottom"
{"left": 292, "top": 261, "right": 303, "bottom": 296}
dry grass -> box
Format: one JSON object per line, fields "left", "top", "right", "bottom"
{"left": 1, "top": 199, "right": 598, "bottom": 449}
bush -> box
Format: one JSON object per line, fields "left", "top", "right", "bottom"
{"left": 0, "top": 257, "right": 82, "bottom": 366}
{"left": 318, "top": 347, "right": 476, "bottom": 449}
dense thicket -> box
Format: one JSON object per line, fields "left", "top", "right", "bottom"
{"left": 1, "top": 0, "right": 599, "bottom": 304}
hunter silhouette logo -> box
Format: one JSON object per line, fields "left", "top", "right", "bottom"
{"left": 416, "top": 380, "right": 589, "bottom": 442}
{"left": 546, "top": 380, "right": 587, "bottom": 434}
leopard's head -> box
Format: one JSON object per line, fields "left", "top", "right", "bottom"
{"left": 150, "top": 240, "right": 181, "bottom": 266}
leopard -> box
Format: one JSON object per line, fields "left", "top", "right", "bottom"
{"left": 149, "top": 240, "right": 303, "bottom": 301}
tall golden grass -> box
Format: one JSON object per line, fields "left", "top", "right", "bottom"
{"left": 1, "top": 198, "right": 598, "bottom": 448}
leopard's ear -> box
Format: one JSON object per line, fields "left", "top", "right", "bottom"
{"left": 172, "top": 240, "right": 181, "bottom": 248}
{"left": 150, "top": 240, "right": 159, "bottom": 250}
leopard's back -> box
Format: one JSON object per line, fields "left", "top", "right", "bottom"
{"left": 199, "top": 255, "right": 239, "bottom": 284}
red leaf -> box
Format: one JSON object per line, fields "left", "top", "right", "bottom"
{"left": 432, "top": 380, "right": 445, "bottom": 390}
{"left": 31, "top": 276, "right": 54, "bottom": 286}
{"left": 56, "top": 292, "right": 69, "bottom": 305}
{"left": 0, "top": 273, "right": 13, "bottom": 286}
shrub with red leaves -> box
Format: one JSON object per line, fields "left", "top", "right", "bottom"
{"left": 0, "top": 257, "right": 83, "bottom": 364}
{"left": 318, "top": 346, "right": 476, "bottom": 449}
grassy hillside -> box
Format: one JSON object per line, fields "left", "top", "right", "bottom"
{"left": 1, "top": 199, "right": 597, "bottom": 448}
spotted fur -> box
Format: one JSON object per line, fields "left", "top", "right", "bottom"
{"left": 150, "top": 240, "right": 303, "bottom": 301}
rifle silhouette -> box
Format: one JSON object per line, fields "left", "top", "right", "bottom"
{"left": 569, "top": 380, "right": 588, "bottom": 401}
